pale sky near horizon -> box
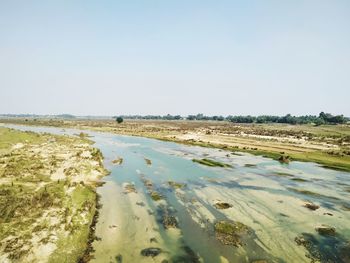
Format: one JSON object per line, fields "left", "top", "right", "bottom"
{"left": 1, "top": 1, "right": 349, "bottom": 116}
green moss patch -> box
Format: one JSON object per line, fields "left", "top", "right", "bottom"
{"left": 150, "top": 191, "right": 163, "bottom": 201}
{"left": 192, "top": 158, "right": 232, "bottom": 168}
{"left": 214, "top": 220, "right": 251, "bottom": 247}
{"left": 168, "top": 181, "right": 186, "bottom": 189}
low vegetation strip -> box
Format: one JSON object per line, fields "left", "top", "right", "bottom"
{"left": 0, "top": 128, "right": 108, "bottom": 262}
{"left": 192, "top": 158, "right": 232, "bottom": 168}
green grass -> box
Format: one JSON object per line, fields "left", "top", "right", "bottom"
{"left": 49, "top": 185, "right": 96, "bottom": 262}
{"left": 0, "top": 128, "right": 43, "bottom": 152}
{"left": 192, "top": 158, "right": 233, "bottom": 168}
{"left": 230, "top": 147, "right": 350, "bottom": 172}
{"left": 0, "top": 127, "right": 105, "bottom": 262}
{"left": 160, "top": 131, "right": 350, "bottom": 173}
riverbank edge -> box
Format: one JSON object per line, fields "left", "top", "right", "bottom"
{"left": 79, "top": 193, "right": 102, "bottom": 262}
{"left": 0, "top": 126, "right": 110, "bottom": 262}
{"left": 156, "top": 136, "right": 350, "bottom": 172}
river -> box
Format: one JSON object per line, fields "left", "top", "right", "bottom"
{"left": 5, "top": 125, "right": 350, "bottom": 263}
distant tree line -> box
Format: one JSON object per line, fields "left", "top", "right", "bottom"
{"left": 115, "top": 112, "right": 348, "bottom": 125}
{"left": 115, "top": 114, "right": 182, "bottom": 120}
{"left": 0, "top": 113, "right": 76, "bottom": 119}
{"left": 226, "top": 112, "right": 347, "bottom": 125}
{"left": 2, "top": 112, "right": 346, "bottom": 125}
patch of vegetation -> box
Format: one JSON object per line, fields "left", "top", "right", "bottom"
{"left": 340, "top": 203, "right": 350, "bottom": 211}
{"left": 124, "top": 183, "right": 137, "bottom": 194}
{"left": 278, "top": 155, "right": 291, "bottom": 163}
{"left": 141, "top": 176, "right": 153, "bottom": 189}
{"left": 0, "top": 128, "right": 43, "bottom": 152}
{"left": 48, "top": 185, "right": 97, "bottom": 262}
{"left": 112, "top": 157, "right": 123, "bottom": 165}
{"left": 315, "top": 225, "right": 336, "bottom": 236}
{"left": 168, "top": 181, "right": 186, "bottom": 189}
{"left": 144, "top": 158, "right": 152, "bottom": 165}
{"left": 192, "top": 158, "right": 232, "bottom": 168}
{"left": 295, "top": 232, "right": 350, "bottom": 263}
{"left": 291, "top": 178, "right": 308, "bottom": 182}
{"left": 273, "top": 172, "right": 294, "bottom": 177}
{"left": 214, "top": 202, "right": 233, "bottom": 209}
{"left": 140, "top": 247, "right": 162, "bottom": 257}
{"left": 150, "top": 191, "right": 163, "bottom": 201}
{"left": 303, "top": 202, "right": 320, "bottom": 211}
{"left": 157, "top": 205, "right": 178, "bottom": 229}
{"left": 214, "top": 220, "right": 251, "bottom": 247}
{"left": 244, "top": 164, "right": 256, "bottom": 167}
{"left": 162, "top": 213, "right": 178, "bottom": 229}
{"left": 184, "top": 142, "right": 350, "bottom": 173}
{"left": 288, "top": 188, "right": 340, "bottom": 200}
{"left": 115, "top": 117, "right": 124, "bottom": 124}
{"left": 75, "top": 132, "right": 91, "bottom": 139}
{"left": 115, "top": 254, "right": 123, "bottom": 263}
{"left": 0, "top": 127, "right": 107, "bottom": 262}
{"left": 91, "top": 148, "right": 104, "bottom": 165}
{"left": 108, "top": 112, "right": 348, "bottom": 125}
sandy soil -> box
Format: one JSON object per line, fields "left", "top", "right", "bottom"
{"left": 0, "top": 128, "right": 108, "bottom": 263}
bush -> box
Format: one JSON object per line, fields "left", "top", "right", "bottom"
{"left": 116, "top": 117, "right": 123, "bottom": 124}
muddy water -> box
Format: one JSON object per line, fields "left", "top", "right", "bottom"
{"left": 5, "top": 125, "right": 350, "bottom": 263}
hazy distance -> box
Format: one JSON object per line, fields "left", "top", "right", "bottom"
{"left": 1, "top": 1, "right": 349, "bottom": 116}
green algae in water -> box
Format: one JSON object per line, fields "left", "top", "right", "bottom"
{"left": 112, "top": 157, "right": 123, "bottom": 165}
{"left": 303, "top": 202, "right": 320, "bottom": 211}
{"left": 192, "top": 158, "right": 232, "bottom": 168}
{"left": 150, "top": 191, "right": 163, "bottom": 201}
{"left": 244, "top": 164, "right": 257, "bottom": 167}
{"left": 341, "top": 203, "right": 350, "bottom": 211}
{"left": 295, "top": 232, "right": 350, "bottom": 263}
{"left": 287, "top": 187, "right": 340, "bottom": 200}
{"left": 124, "top": 183, "right": 137, "bottom": 193}
{"left": 315, "top": 225, "right": 336, "bottom": 236}
{"left": 274, "top": 172, "right": 294, "bottom": 177}
{"left": 214, "top": 202, "right": 232, "bottom": 209}
{"left": 168, "top": 181, "right": 186, "bottom": 189}
{"left": 214, "top": 220, "right": 251, "bottom": 247}
{"left": 144, "top": 158, "right": 152, "bottom": 165}
{"left": 291, "top": 177, "right": 308, "bottom": 182}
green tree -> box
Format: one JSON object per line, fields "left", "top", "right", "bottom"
{"left": 116, "top": 117, "right": 123, "bottom": 123}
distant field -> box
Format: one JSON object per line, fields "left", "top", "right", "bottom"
{"left": 1, "top": 118, "right": 350, "bottom": 172}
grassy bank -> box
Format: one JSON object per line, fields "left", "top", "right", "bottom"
{"left": 0, "top": 127, "right": 108, "bottom": 262}
{"left": 163, "top": 136, "right": 350, "bottom": 172}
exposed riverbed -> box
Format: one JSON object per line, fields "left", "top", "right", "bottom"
{"left": 5, "top": 124, "right": 350, "bottom": 263}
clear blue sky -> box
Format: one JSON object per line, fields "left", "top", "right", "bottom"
{"left": 1, "top": 1, "right": 349, "bottom": 116}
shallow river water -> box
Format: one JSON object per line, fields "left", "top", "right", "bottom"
{"left": 6, "top": 125, "right": 350, "bottom": 263}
